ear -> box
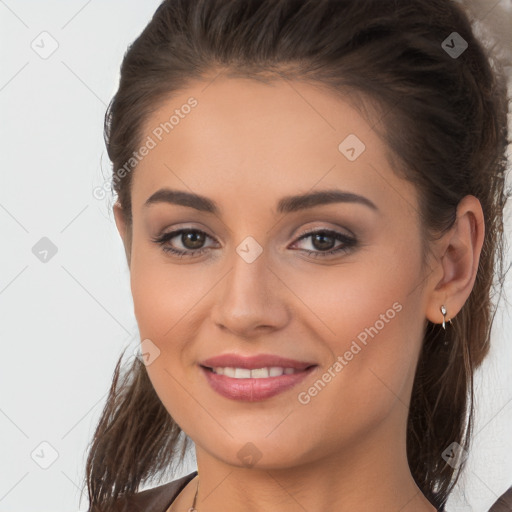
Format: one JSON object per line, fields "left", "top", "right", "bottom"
{"left": 425, "top": 195, "right": 485, "bottom": 326}
{"left": 113, "top": 201, "right": 131, "bottom": 267}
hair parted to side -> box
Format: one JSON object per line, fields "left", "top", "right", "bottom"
{"left": 83, "top": 1, "right": 511, "bottom": 510}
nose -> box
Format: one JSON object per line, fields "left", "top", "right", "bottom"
{"left": 210, "top": 249, "right": 290, "bottom": 339}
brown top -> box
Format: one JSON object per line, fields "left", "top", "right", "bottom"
{"left": 111, "top": 471, "right": 198, "bottom": 512}
{"left": 94, "top": 470, "right": 491, "bottom": 511}
{"left": 488, "top": 486, "right": 512, "bottom": 512}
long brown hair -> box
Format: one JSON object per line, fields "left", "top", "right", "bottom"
{"left": 83, "top": 1, "right": 511, "bottom": 510}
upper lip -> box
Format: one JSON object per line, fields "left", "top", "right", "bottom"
{"left": 200, "top": 353, "right": 317, "bottom": 371}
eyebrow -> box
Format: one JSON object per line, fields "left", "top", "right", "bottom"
{"left": 143, "top": 188, "right": 378, "bottom": 214}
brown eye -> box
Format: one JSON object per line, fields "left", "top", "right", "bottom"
{"left": 310, "top": 232, "right": 337, "bottom": 251}
{"left": 152, "top": 229, "right": 217, "bottom": 258}
{"left": 292, "top": 229, "right": 357, "bottom": 258}
{"left": 181, "top": 230, "right": 206, "bottom": 249}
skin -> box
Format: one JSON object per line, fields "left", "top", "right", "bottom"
{"left": 113, "top": 74, "right": 485, "bottom": 512}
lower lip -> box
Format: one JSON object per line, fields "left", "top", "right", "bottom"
{"left": 200, "top": 365, "right": 317, "bottom": 401}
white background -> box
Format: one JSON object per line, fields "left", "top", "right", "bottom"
{"left": 0, "top": 1, "right": 511, "bottom": 511}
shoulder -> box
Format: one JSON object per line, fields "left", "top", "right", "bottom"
{"left": 105, "top": 471, "right": 198, "bottom": 512}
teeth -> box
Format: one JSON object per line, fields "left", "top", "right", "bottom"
{"left": 211, "top": 366, "right": 299, "bottom": 378}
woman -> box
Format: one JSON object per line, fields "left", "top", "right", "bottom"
{"left": 83, "top": 0, "right": 510, "bottom": 510}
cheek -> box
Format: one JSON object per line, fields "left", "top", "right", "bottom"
{"left": 288, "top": 251, "right": 424, "bottom": 415}
{"left": 281, "top": 246, "right": 416, "bottom": 346}
{"left": 129, "top": 259, "right": 205, "bottom": 426}
{"left": 129, "top": 249, "right": 210, "bottom": 340}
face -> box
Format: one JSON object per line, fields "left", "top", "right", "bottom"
{"left": 114, "top": 75, "right": 437, "bottom": 470}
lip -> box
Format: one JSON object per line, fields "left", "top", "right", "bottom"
{"left": 199, "top": 353, "right": 317, "bottom": 371}
{"left": 200, "top": 365, "right": 317, "bottom": 401}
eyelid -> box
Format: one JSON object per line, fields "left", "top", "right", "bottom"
{"left": 292, "top": 224, "right": 357, "bottom": 241}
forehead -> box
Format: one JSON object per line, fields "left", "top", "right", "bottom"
{"left": 131, "top": 76, "right": 416, "bottom": 216}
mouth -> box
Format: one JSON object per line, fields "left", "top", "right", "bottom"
{"left": 199, "top": 363, "right": 319, "bottom": 402}
{"left": 199, "top": 353, "right": 317, "bottom": 372}
{"left": 200, "top": 364, "right": 317, "bottom": 377}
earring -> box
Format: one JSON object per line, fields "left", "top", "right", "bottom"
{"left": 440, "top": 305, "right": 447, "bottom": 330}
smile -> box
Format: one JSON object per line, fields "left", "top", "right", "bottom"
{"left": 200, "top": 364, "right": 318, "bottom": 401}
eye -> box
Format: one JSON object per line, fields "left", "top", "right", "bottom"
{"left": 290, "top": 228, "right": 357, "bottom": 258}
{"left": 151, "top": 229, "right": 218, "bottom": 258}
{"left": 151, "top": 227, "right": 357, "bottom": 259}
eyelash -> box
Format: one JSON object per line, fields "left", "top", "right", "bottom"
{"left": 151, "top": 227, "right": 357, "bottom": 259}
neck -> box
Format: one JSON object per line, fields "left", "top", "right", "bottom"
{"left": 189, "top": 420, "right": 438, "bottom": 512}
